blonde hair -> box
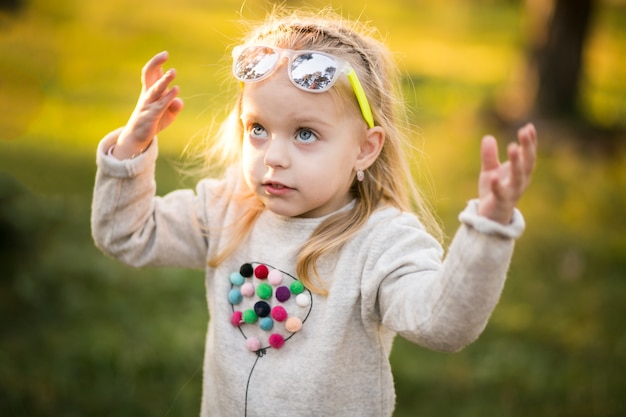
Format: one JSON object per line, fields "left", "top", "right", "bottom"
{"left": 205, "top": 9, "right": 443, "bottom": 294}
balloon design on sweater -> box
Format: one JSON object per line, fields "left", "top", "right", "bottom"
{"left": 228, "top": 262, "right": 313, "bottom": 354}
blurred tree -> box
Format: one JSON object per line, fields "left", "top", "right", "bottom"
{"left": 492, "top": 0, "right": 624, "bottom": 151}
{"left": 531, "top": 0, "right": 595, "bottom": 119}
{"left": 0, "top": 0, "right": 25, "bottom": 13}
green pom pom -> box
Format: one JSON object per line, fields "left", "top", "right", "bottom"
{"left": 242, "top": 309, "right": 258, "bottom": 324}
{"left": 290, "top": 280, "right": 305, "bottom": 295}
{"left": 256, "top": 282, "right": 273, "bottom": 300}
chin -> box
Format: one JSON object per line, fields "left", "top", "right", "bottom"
{"left": 262, "top": 200, "right": 311, "bottom": 218}
{"left": 265, "top": 205, "right": 303, "bottom": 218}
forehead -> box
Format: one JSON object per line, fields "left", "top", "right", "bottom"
{"left": 239, "top": 69, "right": 346, "bottom": 122}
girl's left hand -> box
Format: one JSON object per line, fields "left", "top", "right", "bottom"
{"left": 477, "top": 123, "right": 537, "bottom": 224}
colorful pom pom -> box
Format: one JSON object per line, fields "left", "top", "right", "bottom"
{"left": 242, "top": 309, "right": 258, "bottom": 324}
{"left": 230, "top": 272, "right": 245, "bottom": 286}
{"left": 296, "top": 293, "right": 310, "bottom": 307}
{"left": 268, "top": 269, "right": 283, "bottom": 285}
{"left": 231, "top": 311, "right": 243, "bottom": 327}
{"left": 285, "top": 317, "right": 303, "bottom": 332}
{"left": 241, "top": 282, "right": 255, "bottom": 297}
{"left": 259, "top": 317, "right": 274, "bottom": 331}
{"left": 254, "top": 301, "right": 271, "bottom": 317}
{"left": 268, "top": 333, "right": 285, "bottom": 349}
{"left": 246, "top": 337, "right": 261, "bottom": 352}
{"left": 228, "top": 288, "right": 243, "bottom": 305}
{"left": 240, "top": 263, "right": 254, "bottom": 278}
{"left": 256, "top": 282, "right": 273, "bottom": 300}
{"left": 271, "top": 306, "right": 288, "bottom": 322}
{"left": 275, "top": 286, "right": 291, "bottom": 302}
{"left": 290, "top": 280, "right": 305, "bottom": 295}
{"left": 254, "top": 264, "right": 269, "bottom": 279}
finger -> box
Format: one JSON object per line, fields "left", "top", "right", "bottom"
{"left": 157, "top": 87, "right": 184, "bottom": 132}
{"left": 518, "top": 123, "right": 537, "bottom": 176}
{"left": 507, "top": 142, "right": 525, "bottom": 192}
{"left": 145, "top": 68, "right": 177, "bottom": 103}
{"left": 168, "top": 96, "right": 184, "bottom": 115}
{"left": 481, "top": 135, "right": 500, "bottom": 172}
{"left": 490, "top": 175, "right": 504, "bottom": 199}
{"left": 142, "top": 51, "right": 170, "bottom": 91}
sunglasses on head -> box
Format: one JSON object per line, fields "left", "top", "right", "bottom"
{"left": 232, "top": 45, "right": 375, "bottom": 128}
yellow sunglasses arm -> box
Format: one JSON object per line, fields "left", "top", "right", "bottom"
{"left": 346, "top": 68, "right": 375, "bottom": 128}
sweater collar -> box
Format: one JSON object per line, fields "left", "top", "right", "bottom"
{"left": 262, "top": 200, "right": 356, "bottom": 231}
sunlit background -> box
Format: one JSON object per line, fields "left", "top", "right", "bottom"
{"left": 1, "top": 0, "right": 625, "bottom": 416}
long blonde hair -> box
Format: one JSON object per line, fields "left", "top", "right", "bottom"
{"left": 205, "top": 9, "right": 443, "bottom": 294}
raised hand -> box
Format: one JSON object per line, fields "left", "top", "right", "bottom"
{"left": 477, "top": 123, "right": 537, "bottom": 224}
{"left": 113, "top": 51, "right": 184, "bottom": 159}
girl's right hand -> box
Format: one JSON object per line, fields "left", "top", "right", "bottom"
{"left": 112, "top": 51, "right": 184, "bottom": 159}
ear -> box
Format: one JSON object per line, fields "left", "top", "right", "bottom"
{"left": 355, "top": 126, "right": 385, "bottom": 170}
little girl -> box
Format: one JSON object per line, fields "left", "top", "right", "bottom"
{"left": 92, "top": 10, "right": 537, "bottom": 417}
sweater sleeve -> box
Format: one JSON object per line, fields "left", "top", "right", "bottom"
{"left": 90, "top": 129, "right": 209, "bottom": 269}
{"left": 372, "top": 201, "right": 525, "bottom": 352}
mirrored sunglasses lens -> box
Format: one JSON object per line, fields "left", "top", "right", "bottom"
{"left": 291, "top": 53, "right": 339, "bottom": 91}
{"left": 235, "top": 46, "right": 279, "bottom": 81}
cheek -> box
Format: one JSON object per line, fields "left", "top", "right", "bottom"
{"left": 241, "top": 139, "right": 264, "bottom": 178}
{"left": 242, "top": 136, "right": 261, "bottom": 161}
{"left": 310, "top": 154, "right": 355, "bottom": 191}
{"left": 240, "top": 140, "right": 255, "bottom": 181}
{"left": 241, "top": 139, "right": 252, "bottom": 168}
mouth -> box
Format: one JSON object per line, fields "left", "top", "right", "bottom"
{"left": 262, "top": 181, "right": 294, "bottom": 195}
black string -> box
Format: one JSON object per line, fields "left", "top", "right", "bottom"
{"left": 244, "top": 348, "right": 267, "bottom": 417}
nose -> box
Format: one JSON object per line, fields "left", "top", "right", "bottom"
{"left": 264, "top": 136, "right": 290, "bottom": 169}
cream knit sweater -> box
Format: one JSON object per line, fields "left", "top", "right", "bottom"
{"left": 92, "top": 130, "right": 525, "bottom": 417}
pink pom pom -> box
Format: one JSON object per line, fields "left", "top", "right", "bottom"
{"left": 271, "top": 306, "right": 288, "bottom": 322}
{"left": 267, "top": 269, "right": 283, "bottom": 285}
{"left": 231, "top": 311, "right": 242, "bottom": 327}
{"left": 246, "top": 337, "right": 261, "bottom": 352}
{"left": 268, "top": 333, "right": 285, "bottom": 349}
{"left": 241, "top": 282, "right": 255, "bottom": 297}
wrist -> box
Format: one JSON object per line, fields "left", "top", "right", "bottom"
{"left": 109, "top": 141, "right": 152, "bottom": 160}
{"left": 460, "top": 199, "right": 526, "bottom": 239}
{"left": 477, "top": 202, "right": 514, "bottom": 225}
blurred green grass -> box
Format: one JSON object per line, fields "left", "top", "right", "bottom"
{"left": 1, "top": 0, "right": 625, "bottom": 416}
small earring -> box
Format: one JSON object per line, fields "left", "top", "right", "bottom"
{"left": 356, "top": 168, "right": 365, "bottom": 182}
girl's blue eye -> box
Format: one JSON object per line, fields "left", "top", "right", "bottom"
{"left": 250, "top": 124, "right": 267, "bottom": 139}
{"left": 296, "top": 129, "right": 317, "bottom": 143}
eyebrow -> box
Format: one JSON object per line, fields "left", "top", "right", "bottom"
{"left": 240, "top": 110, "right": 335, "bottom": 129}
